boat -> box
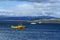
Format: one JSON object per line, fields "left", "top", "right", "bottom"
{"left": 11, "top": 24, "right": 25, "bottom": 29}
{"left": 18, "top": 24, "right": 25, "bottom": 29}
{"left": 38, "top": 22, "right": 42, "bottom": 24}
{"left": 31, "top": 23, "right": 36, "bottom": 24}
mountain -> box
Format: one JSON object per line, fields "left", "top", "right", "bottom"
{"left": 0, "top": 16, "right": 57, "bottom": 20}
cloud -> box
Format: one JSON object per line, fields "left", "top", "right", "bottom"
{"left": 9, "top": 1, "right": 60, "bottom": 18}
{"left": 0, "top": 0, "right": 58, "bottom": 3}
{"left": 11, "top": 2, "right": 52, "bottom": 16}
{"left": 0, "top": 0, "right": 60, "bottom": 18}
{"left": 0, "top": 0, "right": 49, "bottom": 2}
{"left": 0, "top": 9, "right": 12, "bottom": 12}
{"left": 0, "top": 9, "right": 13, "bottom": 16}
{"left": 1, "top": 0, "right": 59, "bottom": 3}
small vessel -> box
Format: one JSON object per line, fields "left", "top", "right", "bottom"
{"left": 31, "top": 23, "right": 36, "bottom": 24}
{"left": 38, "top": 22, "right": 42, "bottom": 24}
{"left": 11, "top": 24, "right": 25, "bottom": 29}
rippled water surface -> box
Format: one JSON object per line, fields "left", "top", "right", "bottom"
{"left": 0, "top": 21, "right": 60, "bottom": 40}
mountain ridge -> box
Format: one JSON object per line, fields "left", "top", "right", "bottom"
{"left": 0, "top": 16, "right": 57, "bottom": 20}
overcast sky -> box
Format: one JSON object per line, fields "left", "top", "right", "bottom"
{"left": 0, "top": 0, "right": 60, "bottom": 17}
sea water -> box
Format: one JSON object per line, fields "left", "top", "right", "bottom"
{"left": 0, "top": 21, "right": 60, "bottom": 40}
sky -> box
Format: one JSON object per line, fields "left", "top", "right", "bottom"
{"left": 0, "top": 0, "right": 60, "bottom": 17}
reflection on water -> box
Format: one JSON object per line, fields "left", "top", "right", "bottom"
{"left": 0, "top": 21, "right": 60, "bottom": 40}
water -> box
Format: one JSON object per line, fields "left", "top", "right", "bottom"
{"left": 0, "top": 21, "right": 60, "bottom": 40}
